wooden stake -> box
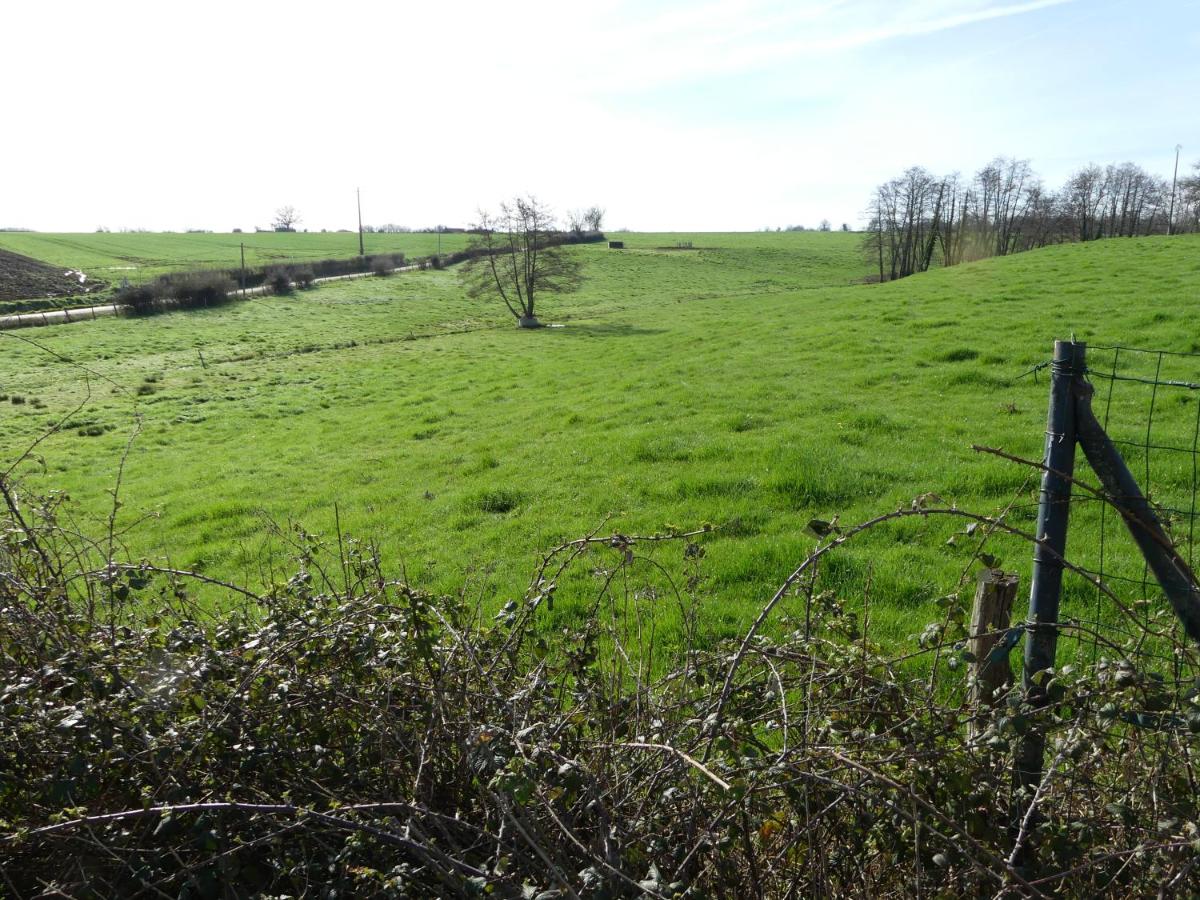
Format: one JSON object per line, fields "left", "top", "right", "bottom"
{"left": 969, "top": 569, "right": 1018, "bottom": 731}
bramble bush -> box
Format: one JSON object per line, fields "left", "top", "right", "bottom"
{"left": 2, "top": 476, "right": 1200, "bottom": 897}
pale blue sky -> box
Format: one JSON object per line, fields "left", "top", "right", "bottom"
{"left": 3, "top": 0, "right": 1197, "bottom": 231}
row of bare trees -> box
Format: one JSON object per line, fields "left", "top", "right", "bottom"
{"left": 566, "top": 205, "right": 605, "bottom": 235}
{"left": 865, "top": 156, "right": 1200, "bottom": 281}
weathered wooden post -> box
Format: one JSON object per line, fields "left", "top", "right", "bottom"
{"left": 1012, "top": 340, "right": 1084, "bottom": 867}
{"left": 969, "top": 569, "right": 1018, "bottom": 737}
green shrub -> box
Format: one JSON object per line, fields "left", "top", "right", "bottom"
{"left": 117, "top": 273, "right": 233, "bottom": 315}
{"left": 166, "top": 272, "right": 234, "bottom": 309}
{"left": 265, "top": 268, "right": 293, "bottom": 295}
{"left": 116, "top": 281, "right": 161, "bottom": 315}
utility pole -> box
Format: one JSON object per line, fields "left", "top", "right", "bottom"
{"left": 1168, "top": 144, "right": 1182, "bottom": 236}
{"left": 437, "top": 224, "right": 442, "bottom": 256}
{"left": 240, "top": 242, "right": 246, "bottom": 297}
{"left": 355, "top": 187, "right": 364, "bottom": 256}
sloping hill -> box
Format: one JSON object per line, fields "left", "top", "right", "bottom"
{"left": 0, "top": 233, "right": 1197, "bottom": 648}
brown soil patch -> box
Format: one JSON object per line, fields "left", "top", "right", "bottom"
{"left": 0, "top": 249, "right": 108, "bottom": 302}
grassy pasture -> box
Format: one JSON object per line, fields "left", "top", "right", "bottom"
{"left": 2, "top": 230, "right": 1199, "bottom": 656}
{"left": 0, "top": 230, "right": 473, "bottom": 288}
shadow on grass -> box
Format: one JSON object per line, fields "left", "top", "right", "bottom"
{"left": 550, "top": 322, "right": 667, "bottom": 338}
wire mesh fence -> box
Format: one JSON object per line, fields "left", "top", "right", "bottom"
{"left": 1036, "top": 344, "right": 1200, "bottom": 669}
{"left": 1089, "top": 345, "right": 1200, "bottom": 577}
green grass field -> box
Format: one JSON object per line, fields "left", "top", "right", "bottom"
{"left": 3, "top": 230, "right": 1199, "bottom": 654}
{"left": 0, "top": 230, "right": 474, "bottom": 287}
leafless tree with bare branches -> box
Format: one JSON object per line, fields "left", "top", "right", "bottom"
{"left": 1180, "top": 159, "right": 1200, "bottom": 232}
{"left": 583, "top": 205, "right": 605, "bottom": 232}
{"left": 272, "top": 205, "right": 301, "bottom": 232}
{"left": 460, "top": 196, "right": 584, "bottom": 328}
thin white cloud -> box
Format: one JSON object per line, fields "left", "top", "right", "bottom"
{"left": 769, "top": 0, "right": 1077, "bottom": 52}
{"left": 567, "top": 0, "right": 1079, "bottom": 90}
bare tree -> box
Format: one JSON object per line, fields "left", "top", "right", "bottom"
{"left": 1062, "top": 165, "right": 1108, "bottom": 241}
{"left": 864, "top": 153, "right": 1183, "bottom": 281}
{"left": 977, "top": 157, "right": 1036, "bottom": 256}
{"left": 863, "top": 167, "right": 947, "bottom": 281}
{"left": 567, "top": 209, "right": 587, "bottom": 235}
{"left": 1175, "top": 160, "right": 1200, "bottom": 233}
{"left": 460, "top": 196, "right": 584, "bottom": 328}
{"left": 583, "top": 206, "right": 605, "bottom": 232}
{"left": 819, "top": 219, "right": 831, "bottom": 232}
{"left": 272, "top": 206, "right": 301, "bottom": 232}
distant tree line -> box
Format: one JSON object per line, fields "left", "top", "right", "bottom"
{"left": 773, "top": 221, "right": 850, "bottom": 233}
{"left": 362, "top": 225, "right": 469, "bottom": 234}
{"left": 865, "top": 155, "right": 1200, "bottom": 281}
{"left": 363, "top": 211, "right": 607, "bottom": 237}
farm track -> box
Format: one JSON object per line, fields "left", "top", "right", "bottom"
{"left": 0, "top": 265, "right": 421, "bottom": 331}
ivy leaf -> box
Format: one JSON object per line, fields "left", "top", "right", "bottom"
{"left": 806, "top": 519, "right": 840, "bottom": 538}
{"left": 56, "top": 709, "right": 84, "bottom": 731}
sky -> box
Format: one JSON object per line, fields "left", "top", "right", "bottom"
{"left": 3, "top": 0, "right": 1198, "bottom": 232}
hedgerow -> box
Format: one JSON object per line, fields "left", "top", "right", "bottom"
{"left": 103, "top": 237, "right": 598, "bottom": 314}
{"left": 116, "top": 272, "right": 233, "bottom": 315}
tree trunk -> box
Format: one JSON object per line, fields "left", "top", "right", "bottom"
{"left": 517, "top": 315, "right": 542, "bottom": 329}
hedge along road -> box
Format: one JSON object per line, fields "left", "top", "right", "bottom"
{"left": 0, "top": 264, "right": 422, "bottom": 331}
